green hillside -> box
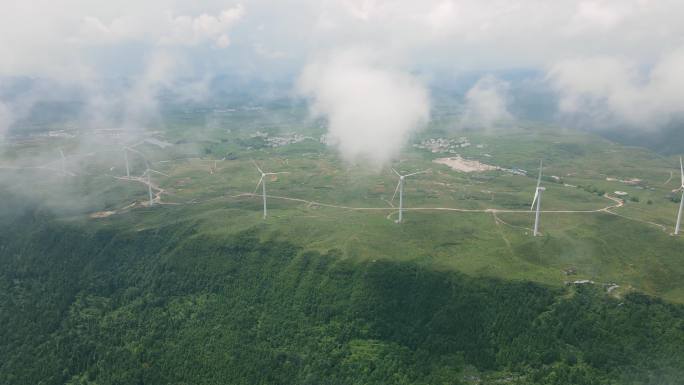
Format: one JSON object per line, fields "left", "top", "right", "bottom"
{"left": 1, "top": 201, "right": 684, "bottom": 384}
{"left": 2, "top": 121, "right": 684, "bottom": 384}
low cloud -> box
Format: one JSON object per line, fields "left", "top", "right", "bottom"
{"left": 297, "top": 47, "right": 430, "bottom": 167}
{"left": 461, "top": 75, "right": 512, "bottom": 128}
{"left": 0, "top": 3, "right": 246, "bottom": 139}
{"left": 122, "top": 51, "right": 178, "bottom": 127}
{"left": 566, "top": 1, "right": 628, "bottom": 33}
{"left": 76, "top": 5, "right": 245, "bottom": 48}
{"left": 82, "top": 50, "right": 211, "bottom": 131}
{"left": 163, "top": 6, "right": 245, "bottom": 48}
{"left": 549, "top": 49, "right": 684, "bottom": 128}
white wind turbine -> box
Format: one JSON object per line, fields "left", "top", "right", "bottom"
{"left": 674, "top": 157, "right": 684, "bottom": 235}
{"left": 530, "top": 160, "right": 545, "bottom": 236}
{"left": 253, "top": 161, "right": 289, "bottom": 219}
{"left": 141, "top": 161, "right": 169, "bottom": 206}
{"left": 391, "top": 168, "right": 430, "bottom": 223}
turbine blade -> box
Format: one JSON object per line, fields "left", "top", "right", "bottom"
{"left": 254, "top": 176, "right": 264, "bottom": 194}
{"left": 536, "top": 160, "right": 543, "bottom": 188}
{"left": 252, "top": 160, "right": 263, "bottom": 174}
{"left": 530, "top": 189, "right": 538, "bottom": 211}
{"left": 391, "top": 168, "right": 401, "bottom": 177}
{"left": 405, "top": 169, "right": 430, "bottom": 177}
{"left": 391, "top": 180, "right": 401, "bottom": 202}
{"left": 266, "top": 172, "right": 290, "bottom": 175}
{"left": 126, "top": 141, "right": 144, "bottom": 148}
{"left": 126, "top": 147, "right": 146, "bottom": 158}
{"left": 680, "top": 156, "right": 683, "bottom": 187}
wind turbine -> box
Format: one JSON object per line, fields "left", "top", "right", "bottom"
{"left": 391, "top": 168, "right": 429, "bottom": 223}
{"left": 674, "top": 157, "right": 684, "bottom": 235}
{"left": 530, "top": 160, "right": 545, "bottom": 236}
{"left": 141, "top": 161, "right": 169, "bottom": 206}
{"left": 253, "top": 161, "right": 289, "bottom": 219}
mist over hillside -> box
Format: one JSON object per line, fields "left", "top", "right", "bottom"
{"left": 4, "top": 72, "right": 682, "bottom": 156}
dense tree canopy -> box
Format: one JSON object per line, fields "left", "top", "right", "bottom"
{"left": 1, "top": 207, "right": 684, "bottom": 384}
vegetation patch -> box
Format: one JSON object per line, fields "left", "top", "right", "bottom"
{"left": 1, "top": 211, "right": 683, "bottom": 384}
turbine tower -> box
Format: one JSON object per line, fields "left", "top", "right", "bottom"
{"left": 141, "top": 162, "right": 169, "bottom": 206}
{"left": 253, "top": 161, "right": 289, "bottom": 219}
{"left": 123, "top": 147, "right": 130, "bottom": 178}
{"left": 675, "top": 157, "right": 684, "bottom": 235}
{"left": 391, "top": 168, "right": 429, "bottom": 223}
{"left": 530, "top": 160, "right": 545, "bottom": 236}
{"left": 146, "top": 166, "right": 153, "bottom": 205}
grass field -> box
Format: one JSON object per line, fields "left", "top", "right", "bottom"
{"left": 2, "top": 116, "right": 683, "bottom": 303}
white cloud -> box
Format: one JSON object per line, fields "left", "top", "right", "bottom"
{"left": 298, "top": 47, "right": 429, "bottom": 167}
{"left": 76, "top": 50, "right": 208, "bottom": 131}
{"left": 253, "top": 43, "right": 288, "bottom": 59}
{"left": 2, "top": 0, "right": 683, "bottom": 77}
{"left": 1, "top": 0, "right": 684, "bottom": 133}
{"left": 122, "top": 51, "right": 178, "bottom": 126}
{"left": 549, "top": 49, "right": 684, "bottom": 127}
{"left": 162, "top": 5, "right": 244, "bottom": 47}
{"left": 0, "top": 2, "right": 246, "bottom": 80}
{"left": 570, "top": 1, "right": 627, "bottom": 31}
{"left": 75, "top": 5, "right": 244, "bottom": 48}
{"left": 0, "top": 2, "right": 246, "bottom": 138}
{"left": 461, "top": 76, "right": 512, "bottom": 128}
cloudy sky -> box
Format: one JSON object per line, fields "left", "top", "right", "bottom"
{"left": 2, "top": 1, "right": 683, "bottom": 74}
{"left": 1, "top": 0, "right": 684, "bottom": 160}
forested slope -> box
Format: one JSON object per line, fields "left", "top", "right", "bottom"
{"left": 1, "top": 206, "right": 684, "bottom": 385}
